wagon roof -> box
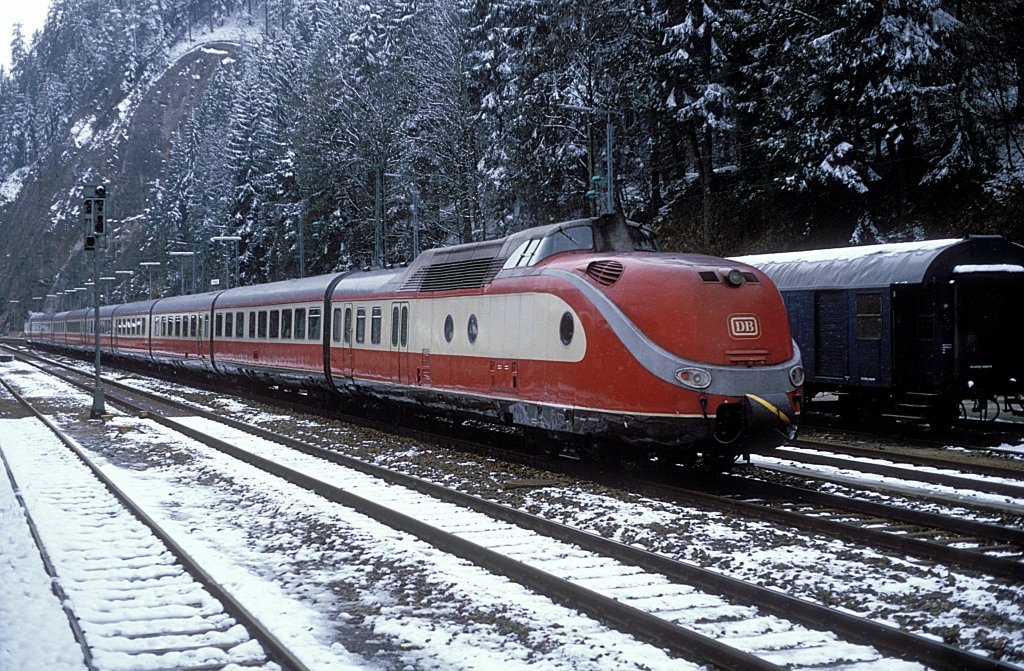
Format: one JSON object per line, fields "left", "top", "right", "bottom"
{"left": 214, "top": 273, "right": 346, "bottom": 308}
{"left": 732, "top": 236, "right": 1024, "bottom": 290}
{"left": 151, "top": 291, "right": 221, "bottom": 313}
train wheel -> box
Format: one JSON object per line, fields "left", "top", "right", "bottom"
{"left": 959, "top": 396, "right": 1000, "bottom": 423}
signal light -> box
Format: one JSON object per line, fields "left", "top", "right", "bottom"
{"left": 84, "top": 235, "right": 96, "bottom": 251}
{"left": 94, "top": 215, "right": 105, "bottom": 234}
{"left": 94, "top": 185, "right": 106, "bottom": 199}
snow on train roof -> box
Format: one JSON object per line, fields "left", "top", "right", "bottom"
{"left": 732, "top": 238, "right": 962, "bottom": 290}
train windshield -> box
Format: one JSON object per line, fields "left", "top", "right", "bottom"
{"left": 503, "top": 224, "right": 595, "bottom": 269}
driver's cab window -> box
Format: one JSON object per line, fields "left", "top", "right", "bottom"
{"left": 503, "top": 225, "right": 594, "bottom": 269}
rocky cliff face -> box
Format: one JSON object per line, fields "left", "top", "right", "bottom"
{"left": 0, "top": 41, "right": 239, "bottom": 331}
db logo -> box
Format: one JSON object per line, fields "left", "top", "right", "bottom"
{"left": 729, "top": 315, "right": 760, "bottom": 338}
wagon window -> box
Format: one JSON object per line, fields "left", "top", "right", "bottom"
{"left": 258, "top": 311, "right": 268, "bottom": 338}
{"left": 295, "top": 308, "right": 306, "bottom": 339}
{"left": 142, "top": 319, "right": 146, "bottom": 336}
{"left": 269, "top": 310, "right": 280, "bottom": 338}
{"left": 343, "top": 307, "right": 352, "bottom": 343}
{"left": 224, "top": 312, "right": 233, "bottom": 338}
{"left": 401, "top": 306, "right": 409, "bottom": 347}
{"left": 391, "top": 306, "right": 400, "bottom": 347}
{"left": 282, "top": 309, "right": 293, "bottom": 339}
{"left": 204, "top": 315, "right": 210, "bottom": 338}
{"left": 371, "top": 307, "right": 382, "bottom": 345}
{"left": 191, "top": 315, "right": 199, "bottom": 337}
{"left": 308, "top": 308, "right": 321, "bottom": 340}
{"left": 236, "top": 312, "right": 245, "bottom": 338}
{"left": 356, "top": 308, "right": 367, "bottom": 344}
{"left": 332, "top": 308, "right": 343, "bottom": 343}
{"left": 175, "top": 316, "right": 182, "bottom": 337}
{"left": 248, "top": 312, "right": 256, "bottom": 338}
{"left": 855, "top": 294, "right": 882, "bottom": 341}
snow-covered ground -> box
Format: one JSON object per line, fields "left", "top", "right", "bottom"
{"left": 3, "top": 354, "right": 1024, "bottom": 668}
{"left": 0, "top": 359, "right": 705, "bottom": 670}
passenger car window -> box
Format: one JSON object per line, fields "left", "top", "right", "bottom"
{"left": 269, "top": 310, "right": 280, "bottom": 338}
{"left": 225, "top": 312, "right": 233, "bottom": 338}
{"left": 258, "top": 311, "right": 268, "bottom": 338}
{"left": 294, "top": 308, "right": 306, "bottom": 339}
{"left": 332, "top": 308, "right": 342, "bottom": 343}
{"left": 371, "top": 307, "right": 382, "bottom": 345}
{"left": 308, "top": 308, "right": 321, "bottom": 340}
{"left": 282, "top": 309, "right": 292, "bottom": 339}
{"left": 356, "top": 308, "right": 366, "bottom": 344}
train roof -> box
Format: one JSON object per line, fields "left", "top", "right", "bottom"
{"left": 387, "top": 214, "right": 657, "bottom": 293}
{"left": 215, "top": 273, "right": 344, "bottom": 308}
{"left": 733, "top": 236, "right": 1024, "bottom": 290}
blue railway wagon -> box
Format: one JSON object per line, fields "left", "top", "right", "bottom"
{"left": 736, "top": 235, "right": 1024, "bottom": 423}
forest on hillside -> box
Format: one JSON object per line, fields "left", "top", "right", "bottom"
{"left": 1, "top": 0, "right": 1023, "bottom": 287}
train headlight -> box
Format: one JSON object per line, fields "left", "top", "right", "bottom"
{"left": 726, "top": 269, "right": 744, "bottom": 286}
{"left": 789, "top": 365, "right": 805, "bottom": 388}
{"left": 676, "top": 367, "right": 712, "bottom": 389}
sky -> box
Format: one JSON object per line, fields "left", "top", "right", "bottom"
{"left": 0, "top": 1, "right": 50, "bottom": 72}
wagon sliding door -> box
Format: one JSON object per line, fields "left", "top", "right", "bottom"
{"left": 390, "top": 302, "right": 412, "bottom": 385}
{"left": 813, "top": 291, "right": 849, "bottom": 383}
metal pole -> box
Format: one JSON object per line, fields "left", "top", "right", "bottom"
{"left": 374, "top": 168, "right": 383, "bottom": 267}
{"left": 410, "top": 183, "right": 421, "bottom": 259}
{"left": 605, "top": 112, "right": 614, "bottom": 215}
{"left": 90, "top": 250, "right": 105, "bottom": 418}
{"left": 297, "top": 216, "right": 305, "bottom": 279}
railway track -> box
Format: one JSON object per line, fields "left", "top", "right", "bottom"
{"left": 3, "top": 345, "right": 1021, "bottom": 669}
{"left": 19, "top": 345, "right": 1024, "bottom": 582}
{"left": 0, "top": 376, "right": 303, "bottom": 671}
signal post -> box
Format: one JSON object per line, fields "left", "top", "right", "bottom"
{"left": 82, "top": 184, "right": 107, "bottom": 418}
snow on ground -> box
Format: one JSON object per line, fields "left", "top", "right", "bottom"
{"left": 0, "top": 420, "right": 88, "bottom": 671}
{"left": 0, "top": 361, "right": 703, "bottom": 671}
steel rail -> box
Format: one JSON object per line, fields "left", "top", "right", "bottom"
{"left": 756, "top": 445, "right": 1024, "bottom": 499}
{"left": 0, "top": 371, "right": 310, "bottom": 671}
{"left": 11, "top": 348, "right": 1019, "bottom": 671}
{"left": 719, "top": 475, "right": 1024, "bottom": 548}
{"left": 785, "top": 438, "right": 1024, "bottom": 481}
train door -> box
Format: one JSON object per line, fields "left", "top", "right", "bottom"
{"left": 390, "top": 302, "right": 412, "bottom": 384}
{"left": 848, "top": 291, "right": 890, "bottom": 387}
{"left": 953, "top": 273, "right": 1024, "bottom": 392}
{"left": 339, "top": 303, "right": 354, "bottom": 377}
{"left": 198, "top": 312, "right": 211, "bottom": 360}
{"left": 813, "top": 291, "right": 848, "bottom": 383}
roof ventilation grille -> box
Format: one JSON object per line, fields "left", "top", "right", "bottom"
{"left": 586, "top": 260, "right": 624, "bottom": 286}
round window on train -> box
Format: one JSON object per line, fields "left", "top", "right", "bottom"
{"left": 444, "top": 315, "right": 454, "bottom": 343}
{"left": 467, "top": 314, "right": 479, "bottom": 344}
{"left": 559, "top": 311, "right": 574, "bottom": 346}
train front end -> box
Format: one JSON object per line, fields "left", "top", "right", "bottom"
{"left": 544, "top": 248, "right": 802, "bottom": 462}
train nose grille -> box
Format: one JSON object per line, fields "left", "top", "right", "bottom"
{"left": 586, "top": 260, "right": 624, "bottom": 286}
{"left": 727, "top": 349, "right": 769, "bottom": 365}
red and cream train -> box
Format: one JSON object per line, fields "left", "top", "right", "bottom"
{"left": 26, "top": 215, "right": 803, "bottom": 463}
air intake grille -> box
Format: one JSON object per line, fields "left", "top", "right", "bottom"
{"left": 586, "top": 260, "right": 625, "bottom": 286}
{"left": 401, "top": 258, "right": 505, "bottom": 292}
